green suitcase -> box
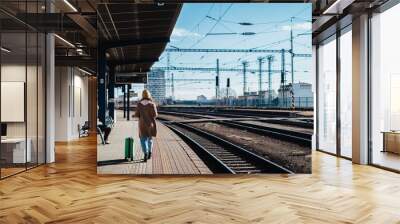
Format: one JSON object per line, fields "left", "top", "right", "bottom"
{"left": 124, "top": 137, "right": 135, "bottom": 161}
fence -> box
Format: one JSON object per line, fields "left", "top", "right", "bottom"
{"left": 227, "top": 97, "right": 313, "bottom": 109}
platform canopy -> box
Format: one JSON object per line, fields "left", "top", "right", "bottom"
{"left": 97, "top": 3, "right": 182, "bottom": 73}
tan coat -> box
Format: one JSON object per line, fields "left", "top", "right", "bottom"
{"left": 134, "top": 99, "right": 158, "bottom": 137}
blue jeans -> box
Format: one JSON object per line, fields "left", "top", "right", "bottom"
{"left": 140, "top": 137, "right": 153, "bottom": 155}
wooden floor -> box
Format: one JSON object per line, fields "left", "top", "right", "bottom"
{"left": 97, "top": 112, "right": 211, "bottom": 174}
{"left": 372, "top": 150, "right": 400, "bottom": 171}
{"left": 1, "top": 136, "right": 400, "bottom": 223}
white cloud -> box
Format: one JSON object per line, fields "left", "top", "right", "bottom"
{"left": 281, "top": 22, "right": 311, "bottom": 31}
{"left": 171, "top": 27, "right": 201, "bottom": 38}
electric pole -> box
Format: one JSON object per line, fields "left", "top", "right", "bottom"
{"left": 226, "top": 78, "right": 230, "bottom": 106}
{"left": 167, "top": 52, "right": 171, "bottom": 99}
{"left": 242, "top": 61, "right": 248, "bottom": 95}
{"left": 290, "top": 17, "right": 295, "bottom": 110}
{"left": 258, "top": 57, "right": 264, "bottom": 107}
{"left": 267, "top": 55, "right": 274, "bottom": 106}
{"left": 216, "top": 58, "right": 220, "bottom": 104}
{"left": 171, "top": 72, "right": 174, "bottom": 100}
{"left": 281, "top": 49, "right": 286, "bottom": 108}
{"left": 290, "top": 17, "right": 294, "bottom": 85}
{"left": 242, "top": 61, "right": 248, "bottom": 106}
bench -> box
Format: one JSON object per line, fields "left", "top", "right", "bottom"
{"left": 78, "top": 121, "right": 90, "bottom": 138}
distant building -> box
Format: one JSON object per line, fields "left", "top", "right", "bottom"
{"left": 277, "top": 82, "right": 313, "bottom": 108}
{"left": 197, "top": 95, "right": 207, "bottom": 103}
{"left": 146, "top": 69, "right": 166, "bottom": 104}
{"left": 258, "top": 90, "right": 277, "bottom": 100}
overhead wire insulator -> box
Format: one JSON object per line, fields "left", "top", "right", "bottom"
{"left": 241, "top": 32, "right": 256, "bottom": 36}
{"left": 238, "top": 22, "right": 253, "bottom": 26}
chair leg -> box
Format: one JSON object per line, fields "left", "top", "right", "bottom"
{"left": 100, "top": 132, "right": 105, "bottom": 144}
{"left": 97, "top": 127, "right": 105, "bottom": 144}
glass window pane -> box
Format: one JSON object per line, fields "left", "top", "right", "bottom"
{"left": 318, "top": 37, "right": 337, "bottom": 154}
{"left": 1, "top": 31, "right": 28, "bottom": 177}
{"left": 371, "top": 4, "right": 400, "bottom": 171}
{"left": 340, "top": 29, "right": 352, "bottom": 158}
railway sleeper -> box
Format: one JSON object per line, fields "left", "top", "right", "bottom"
{"left": 211, "top": 152, "right": 237, "bottom": 156}
{"left": 235, "top": 170, "right": 263, "bottom": 174}
{"left": 219, "top": 159, "right": 249, "bottom": 163}
{"left": 226, "top": 163, "right": 257, "bottom": 169}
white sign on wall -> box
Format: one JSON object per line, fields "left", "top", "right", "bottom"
{"left": 1, "top": 81, "right": 25, "bottom": 122}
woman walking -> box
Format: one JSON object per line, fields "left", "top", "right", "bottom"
{"left": 134, "top": 89, "right": 158, "bottom": 162}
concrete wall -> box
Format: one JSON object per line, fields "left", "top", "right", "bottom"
{"left": 54, "top": 66, "right": 89, "bottom": 141}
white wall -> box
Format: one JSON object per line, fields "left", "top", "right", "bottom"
{"left": 55, "top": 66, "right": 89, "bottom": 141}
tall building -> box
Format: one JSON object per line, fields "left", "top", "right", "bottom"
{"left": 146, "top": 69, "right": 166, "bottom": 104}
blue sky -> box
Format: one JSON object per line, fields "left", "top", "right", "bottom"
{"left": 138, "top": 3, "right": 312, "bottom": 100}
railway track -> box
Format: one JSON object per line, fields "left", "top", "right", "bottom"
{"left": 164, "top": 122, "right": 293, "bottom": 174}
{"left": 160, "top": 110, "right": 257, "bottom": 118}
{"left": 215, "top": 120, "right": 312, "bottom": 147}
{"left": 158, "top": 111, "right": 312, "bottom": 147}
{"left": 158, "top": 110, "right": 313, "bottom": 129}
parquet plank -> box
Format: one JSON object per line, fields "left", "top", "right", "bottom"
{"left": 1, "top": 134, "right": 400, "bottom": 223}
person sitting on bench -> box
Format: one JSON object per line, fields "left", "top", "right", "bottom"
{"left": 79, "top": 121, "right": 90, "bottom": 138}
{"left": 98, "top": 116, "right": 113, "bottom": 144}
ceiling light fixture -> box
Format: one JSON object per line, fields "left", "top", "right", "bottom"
{"left": 54, "top": 34, "right": 75, "bottom": 48}
{"left": 1, "top": 47, "right": 11, "bottom": 53}
{"left": 63, "top": 0, "right": 78, "bottom": 12}
{"left": 78, "top": 67, "right": 93, "bottom": 76}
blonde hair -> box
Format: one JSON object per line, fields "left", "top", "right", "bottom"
{"left": 142, "top": 89, "right": 152, "bottom": 100}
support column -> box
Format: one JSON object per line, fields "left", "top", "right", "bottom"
{"left": 88, "top": 76, "right": 97, "bottom": 133}
{"left": 312, "top": 45, "right": 317, "bottom": 151}
{"left": 108, "top": 66, "right": 115, "bottom": 120}
{"left": 98, "top": 47, "right": 107, "bottom": 124}
{"left": 122, "top": 85, "right": 126, "bottom": 118}
{"left": 127, "top": 84, "right": 131, "bottom": 121}
{"left": 352, "top": 14, "right": 369, "bottom": 164}
{"left": 46, "top": 31, "right": 55, "bottom": 163}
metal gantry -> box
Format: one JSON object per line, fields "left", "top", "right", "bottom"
{"left": 165, "top": 47, "right": 311, "bottom": 58}
{"left": 158, "top": 47, "right": 311, "bottom": 107}
{"left": 166, "top": 48, "right": 285, "bottom": 53}
{"left": 152, "top": 66, "right": 287, "bottom": 73}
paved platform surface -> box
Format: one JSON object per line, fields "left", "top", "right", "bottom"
{"left": 97, "top": 111, "right": 211, "bottom": 175}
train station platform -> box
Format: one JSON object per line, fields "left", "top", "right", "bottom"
{"left": 97, "top": 111, "right": 211, "bottom": 175}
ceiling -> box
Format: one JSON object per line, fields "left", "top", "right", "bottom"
{"left": 2, "top": 0, "right": 391, "bottom": 74}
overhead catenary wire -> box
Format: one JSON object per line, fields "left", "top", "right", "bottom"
{"left": 179, "top": 4, "right": 233, "bottom": 61}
